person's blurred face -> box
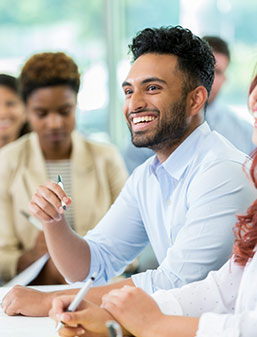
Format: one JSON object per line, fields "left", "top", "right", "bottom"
{"left": 27, "top": 85, "right": 76, "bottom": 159}
{"left": 249, "top": 81, "right": 257, "bottom": 145}
{"left": 0, "top": 85, "right": 25, "bottom": 147}
{"left": 208, "top": 52, "right": 229, "bottom": 104}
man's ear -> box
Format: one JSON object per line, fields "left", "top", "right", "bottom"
{"left": 187, "top": 86, "right": 208, "bottom": 117}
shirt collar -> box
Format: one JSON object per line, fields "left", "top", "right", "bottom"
{"left": 149, "top": 122, "right": 211, "bottom": 180}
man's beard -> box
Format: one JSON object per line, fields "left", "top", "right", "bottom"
{"left": 129, "top": 96, "right": 189, "bottom": 151}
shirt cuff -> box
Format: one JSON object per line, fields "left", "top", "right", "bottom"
{"left": 131, "top": 269, "right": 154, "bottom": 294}
{"left": 151, "top": 289, "right": 183, "bottom": 315}
{"left": 196, "top": 312, "right": 240, "bottom": 337}
{"left": 66, "top": 239, "right": 107, "bottom": 286}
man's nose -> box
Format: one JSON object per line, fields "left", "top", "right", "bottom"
{"left": 129, "top": 91, "right": 147, "bottom": 112}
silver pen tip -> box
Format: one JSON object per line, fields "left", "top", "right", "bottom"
{"left": 20, "top": 210, "right": 30, "bottom": 219}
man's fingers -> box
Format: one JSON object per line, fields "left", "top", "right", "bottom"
{"left": 45, "top": 180, "right": 71, "bottom": 206}
{"left": 29, "top": 200, "right": 56, "bottom": 223}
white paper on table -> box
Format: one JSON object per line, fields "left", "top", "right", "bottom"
{"left": 0, "top": 285, "right": 83, "bottom": 337}
{"left": 0, "top": 308, "right": 58, "bottom": 337}
{"left": 4, "top": 253, "right": 50, "bottom": 287}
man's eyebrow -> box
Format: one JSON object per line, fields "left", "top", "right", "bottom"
{"left": 122, "top": 77, "right": 167, "bottom": 88}
{"left": 141, "top": 77, "right": 167, "bottom": 85}
{"left": 122, "top": 81, "right": 131, "bottom": 88}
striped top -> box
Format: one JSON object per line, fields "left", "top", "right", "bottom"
{"left": 45, "top": 160, "right": 74, "bottom": 229}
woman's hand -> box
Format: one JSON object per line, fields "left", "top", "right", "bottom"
{"left": 101, "top": 286, "right": 163, "bottom": 337}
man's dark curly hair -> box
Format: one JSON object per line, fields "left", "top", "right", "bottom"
{"left": 19, "top": 52, "right": 80, "bottom": 102}
{"left": 129, "top": 26, "right": 215, "bottom": 97}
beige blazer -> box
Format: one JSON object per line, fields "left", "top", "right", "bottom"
{"left": 0, "top": 131, "right": 128, "bottom": 282}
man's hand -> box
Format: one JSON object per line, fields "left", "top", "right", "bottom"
{"left": 1, "top": 285, "right": 56, "bottom": 316}
{"left": 29, "top": 180, "right": 71, "bottom": 224}
{"left": 49, "top": 295, "right": 113, "bottom": 337}
{"left": 102, "top": 286, "right": 163, "bottom": 337}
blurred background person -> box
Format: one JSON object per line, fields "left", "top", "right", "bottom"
{"left": 0, "top": 52, "right": 128, "bottom": 285}
{"left": 0, "top": 74, "right": 30, "bottom": 149}
{"left": 203, "top": 35, "right": 254, "bottom": 155}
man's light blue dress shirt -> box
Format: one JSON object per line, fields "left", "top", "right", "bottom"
{"left": 85, "top": 123, "right": 256, "bottom": 294}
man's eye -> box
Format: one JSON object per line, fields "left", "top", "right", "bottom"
{"left": 148, "top": 85, "right": 159, "bottom": 91}
{"left": 124, "top": 88, "right": 133, "bottom": 95}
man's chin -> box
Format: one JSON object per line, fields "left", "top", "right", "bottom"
{"left": 131, "top": 138, "right": 153, "bottom": 148}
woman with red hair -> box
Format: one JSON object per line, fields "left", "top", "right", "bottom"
{"left": 49, "top": 70, "right": 257, "bottom": 337}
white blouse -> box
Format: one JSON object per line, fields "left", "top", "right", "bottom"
{"left": 152, "top": 253, "right": 257, "bottom": 336}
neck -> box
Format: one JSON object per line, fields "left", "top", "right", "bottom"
{"left": 154, "top": 136, "right": 186, "bottom": 163}
{"left": 41, "top": 142, "right": 72, "bottom": 160}
{"left": 155, "top": 120, "right": 202, "bottom": 163}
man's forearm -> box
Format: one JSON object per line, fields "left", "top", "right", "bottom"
{"left": 87, "top": 277, "right": 135, "bottom": 305}
{"left": 42, "top": 218, "right": 91, "bottom": 282}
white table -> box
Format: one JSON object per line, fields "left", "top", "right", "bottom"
{"left": 0, "top": 284, "right": 82, "bottom": 337}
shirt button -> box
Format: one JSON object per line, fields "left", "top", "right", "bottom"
{"left": 166, "top": 199, "right": 171, "bottom": 206}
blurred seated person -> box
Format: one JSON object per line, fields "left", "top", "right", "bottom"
{"left": 0, "top": 74, "right": 30, "bottom": 149}
{"left": 203, "top": 35, "right": 254, "bottom": 155}
{"left": 0, "top": 52, "right": 128, "bottom": 285}
{"left": 49, "top": 62, "right": 257, "bottom": 337}
{"left": 124, "top": 35, "right": 254, "bottom": 175}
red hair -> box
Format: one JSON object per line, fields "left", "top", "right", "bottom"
{"left": 233, "top": 149, "right": 257, "bottom": 267}
{"left": 233, "top": 72, "right": 257, "bottom": 266}
{"left": 249, "top": 73, "right": 257, "bottom": 97}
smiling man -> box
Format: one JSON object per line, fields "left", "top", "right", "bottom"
{"left": 2, "top": 26, "right": 256, "bottom": 318}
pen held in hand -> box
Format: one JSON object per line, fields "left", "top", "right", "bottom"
{"left": 57, "top": 175, "right": 67, "bottom": 210}
{"left": 55, "top": 272, "right": 97, "bottom": 332}
{"left": 106, "top": 320, "right": 123, "bottom": 337}
{"left": 20, "top": 210, "right": 43, "bottom": 230}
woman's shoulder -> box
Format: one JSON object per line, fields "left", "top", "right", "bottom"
{"left": 72, "top": 131, "right": 122, "bottom": 157}
{"left": 0, "top": 132, "right": 34, "bottom": 158}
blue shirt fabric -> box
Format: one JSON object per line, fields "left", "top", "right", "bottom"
{"left": 205, "top": 101, "right": 255, "bottom": 155}
{"left": 85, "top": 122, "right": 256, "bottom": 294}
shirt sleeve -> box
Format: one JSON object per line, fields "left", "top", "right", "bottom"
{"left": 151, "top": 259, "right": 243, "bottom": 316}
{"left": 84, "top": 172, "right": 149, "bottom": 285}
{"left": 197, "top": 311, "right": 257, "bottom": 337}
{"left": 132, "top": 160, "right": 256, "bottom": 293}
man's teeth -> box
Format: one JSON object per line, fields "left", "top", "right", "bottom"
{"left": 133, "top": 116, "right": 156, "bottom": 124}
